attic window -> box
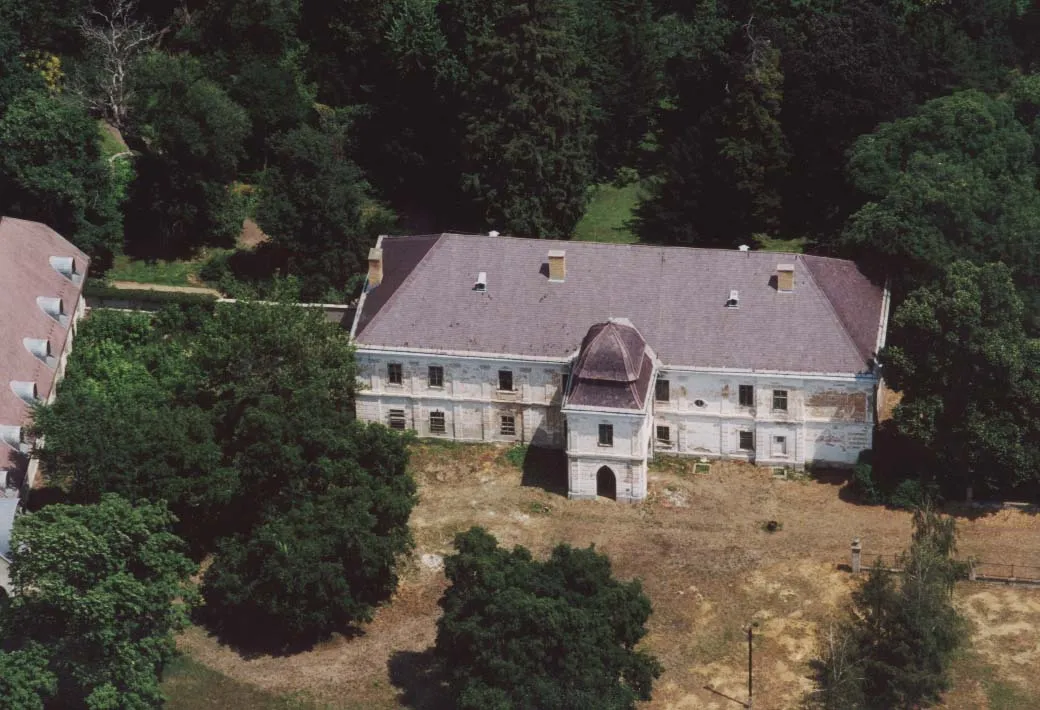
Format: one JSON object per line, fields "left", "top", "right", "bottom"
{"left": 23, "top": 338, "right": 52, "bottom": 364}
{"left": 474, "top": 272, "right": 488, "bottom": 292}
{"left": 0, "top": 426, "right": 23, "bottom": 449}
{"left": 725, "top": 290, "right": 740, "bottom": 308}
{"left": 37, "top": 297, "right": 66, "bottom": 323}
{"left": 49, "top": 256, "right": 80, "bottom": 283}
{"left": 10, "top": 381, "right": 38, "bottom": 404}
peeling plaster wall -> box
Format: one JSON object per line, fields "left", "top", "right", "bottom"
{"left": 355, "top": 352, "right": 876, "bottom": 471}
{"left": 568, "top": 458, "right": 646, "bottom": 502}
{"left": 355, "top": 352, "right": 568, "bottom": 446}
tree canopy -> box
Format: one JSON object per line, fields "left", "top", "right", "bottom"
{"left": 436, "top": 527, "right": 661, "bottom": 709}
{"left": 0, "top": 495, "right": 195, "bottom": 709}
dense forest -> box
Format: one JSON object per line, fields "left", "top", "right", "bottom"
{"left": 1, "top": 2, "right": 1040, "bottom": 485}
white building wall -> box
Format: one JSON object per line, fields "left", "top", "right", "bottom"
{"left": 652, "top": 370, "right": 874, "bottom": 467}
{"left": 355, "top": 351, "right": 569, "bottom": 446}
{"left": 355, "top": 349, "right": 877, "bottom": 500}
{"left": 0, "top": 558, "right": 9, "bottom": 593}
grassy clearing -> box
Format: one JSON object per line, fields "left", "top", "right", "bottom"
{"left": 753, "top": 234, "right": 809, "bottom": 253}
{"left": 573, "top": 182, "right": 643, "bottom": 243}
{"left": 106, "top": 254, "right": 202, "bottom": 286}
{"left": 162, "top": 655, "right": 321, "bottom": 710}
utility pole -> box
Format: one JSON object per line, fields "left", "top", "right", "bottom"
{"left": 747, "top": 624, "right": 754, "bottom": 709}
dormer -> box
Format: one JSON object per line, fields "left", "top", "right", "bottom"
{"left": 49, "top": 255, "right": 81, "bottom": 283}
{"left": 725, "top": 290, "right": 740, "bottom": 308}
{"left": 37, "top": 296, "right": 68, "bottom": 325}
{"left": 23, "top": 338, "right": 53, "bottom": 365}
{"left": 10, "top": 381, "right": 37, "bottom": 404}
{"left": 0, "top": 426, "right": 23, "bottom": 450}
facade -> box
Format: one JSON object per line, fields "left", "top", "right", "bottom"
{"left": 0, "top": 217, "right": 89, "bottom": 590}
{"left": 350, "top": 234, "right": 889, "bottom": 502}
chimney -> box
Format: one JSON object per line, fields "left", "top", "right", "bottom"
{"left": 367, "top": 247, "right": 383, "bottom": 288}
{"left": 777, "top": 263, "right": 795, "bottom": 293}
{"left": 548, "top": 249, "right": 566, "bottom": 282}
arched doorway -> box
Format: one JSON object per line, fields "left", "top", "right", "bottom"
{"left": 596, "top": 466, "right": 617, "bottom": 500}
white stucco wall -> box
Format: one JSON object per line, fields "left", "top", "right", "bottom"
{"left": 0, "top": 557, "right": 9, "bottom": 593}
{"left": 355, "top": 349, "right": 878, "bottom": 494}
{"left": 355, "top": 351, "right": 569, "bottom": 446}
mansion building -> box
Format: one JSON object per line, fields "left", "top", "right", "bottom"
{"left": 349, "top": 233, "right": 890, "bottom": 503}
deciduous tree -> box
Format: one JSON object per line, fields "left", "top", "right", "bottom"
{"left": 2, "top": 495, "right": 195, "bottom": 709}
{"left": 436, "top": 527, "right": 661, "bottom": 709}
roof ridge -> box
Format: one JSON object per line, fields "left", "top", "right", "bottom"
{"left": 799, "top": 255, "right": 871, "bottom": 366}
{"left": 359, "top": 235, "right": 447, "bottom": 337}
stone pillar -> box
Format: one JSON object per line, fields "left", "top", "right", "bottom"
{"left": 851, "top": 538, "right": 862, "bottom": 574}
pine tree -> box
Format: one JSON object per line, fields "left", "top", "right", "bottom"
{"left": 445, "top": 0, "right": 595, "bottom": 238}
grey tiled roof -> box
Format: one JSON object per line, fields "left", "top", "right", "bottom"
{"left": 355, "top": 234, "right": 886, "bottom": 375}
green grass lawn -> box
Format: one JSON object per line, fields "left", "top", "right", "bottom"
{"left": 106, "top": 254, "right": 202, "bottom": 286}
{"left": 573, "top": 183, "right": 643, "bottom": 244}
{"left": 162, "top": 655, "right": 320, "bottom": 710}
{"left": 752, "top": 234, "right": 809, "bottom": 253}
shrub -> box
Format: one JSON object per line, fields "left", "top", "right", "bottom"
{"left": 504, "top": 444, "right": 528, "bottom": 468}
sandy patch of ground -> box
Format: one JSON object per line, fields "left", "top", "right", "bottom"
{"left": 177, "top": 443, "right": 1040, "bottom": 709}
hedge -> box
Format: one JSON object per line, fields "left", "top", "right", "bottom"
{"left": 83, "top": 282, "right": 220, "bottom": 307}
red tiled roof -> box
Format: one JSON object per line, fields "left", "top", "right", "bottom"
{"left": 0, "top": 217, "right": 89, "bottom": 471}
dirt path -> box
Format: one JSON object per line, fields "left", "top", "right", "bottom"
{"left": 177, "top": 445, "right": 1040, "bottom": 709}
{"left": 108, "top": 280, "right": 223, "bottom": 296}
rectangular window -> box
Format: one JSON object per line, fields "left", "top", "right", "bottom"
{"left": 739, "top": 384, "right": 754, "bottom": 407}
{"left": 655, "top": 379, "right": 670, "bottom": 402}
{"left": 773, "top": 435, "right": 788, "bottom": 456}
{"left": 429, "top": 411, "right": 446, "bottom": 434}
{"left": 656, "top": 425, "right": 671, "bottom": 444}
{"left": 498, "top": 369, "right": 514, "bottom": 391}
{"left": 428, "top": 365, "right": 444, "bottom": 388}
{"left": 388, "top": 409, "right": 406, "bottom": 430}
{"left": 599, "top": 424, "right": 614, "bottom": 447}
{"left": 772, "top": 389, "right": 788, "bottom": 411}
{"left": 387, "top": 363, "right": 403, "bottom": 385}
{"left": 500, "top": 415, "right": 516, "bottom": 436}
{"left": 739, "top": 430, "right": 754, "bottom": 451}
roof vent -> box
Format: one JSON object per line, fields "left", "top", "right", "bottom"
{"left": 725, "top": 290, "right": 740, "bottom": 308}
{"left": 777, "top": 263, "right": 795, "bottom": 292}
{"left": 49, "top": 256, "right": 78, "bottom": 282}
{"left": 474, "top": 272, "right": 488, "bottom": 292}
{"left": 37, "top": 296, "right": 65, "bottom": 323}
{"left": 10, "top": 382, "right": 37, "bottom": 404}
{"left": 488, "top": 230, "right": 500, "bottom": 237}
{"left": 23, "top": 338, "right": 52, "bottom": 363}
{"left": 548, "top": 249, "right": 566, "bottom": 282}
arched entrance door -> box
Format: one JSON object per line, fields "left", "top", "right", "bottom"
{"left": 596, "top": 466, "right": 617, "bottom": 500}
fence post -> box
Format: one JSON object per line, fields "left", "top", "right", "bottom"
{"left": 851, "top": 538, "right": 862, "bottom": 574}
{"left": 968, "top": 559, "right": 976, "bottom": 582}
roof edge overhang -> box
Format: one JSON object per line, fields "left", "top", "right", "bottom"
{"left": 354, "top": 343, "right": 576, "bottom": 364}
{"left": 561, "top": 403, "right": 649, "bottom": 417}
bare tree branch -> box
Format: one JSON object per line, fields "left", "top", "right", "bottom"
{"left": 75, "top": 0, "right": 162, "bottom": 130}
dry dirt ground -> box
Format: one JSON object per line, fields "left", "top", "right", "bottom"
{"left": 177, "top": 443, "right": 1040, "bottom": 709}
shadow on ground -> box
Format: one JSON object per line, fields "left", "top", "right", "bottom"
{"left": 388, "top": 649, "right": 453, "bottom": 709}
{"left": 190, "top": 605, "right": 365, "bottom": 660}
{"left": 519, "top": 446, "right": 568, "bottom": 497}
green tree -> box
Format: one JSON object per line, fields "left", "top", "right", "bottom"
{"left": 811, "top": 508, "right": 965, "bottom": 710}
{"left": 879, "top": 261, "right": 1040, "bottom": 497}
{"left": 436, "top": 527, "right": 661, "bottom": 710}
{"left": 0, "top": 644, "right": 56, "bottom": 710}
{"left": 255, "top": 120, "right": 373, "bottom": 301}
{"left": 1, "top": 495, "right": 195, "bottom": 709}
{"left": 0, "top": 89, "right": 123, "bottom": 267}
{"left": 841, "top": 86, "right": 1040, "bottom": 294}
{"left": 124, "top": 52, "right": 250, "bottom": 258}
{"left": 574, "top": 0, "right": 661, "bottom": 179}
{"left": 201, "top": 421, "right": 416, "bottom": 647}
{"left": 440, "top": 0, "right": 595, "bottom": 237}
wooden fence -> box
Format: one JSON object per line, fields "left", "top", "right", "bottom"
{"left": 850, "top": 540, "right": 1040, "bottom": 587}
